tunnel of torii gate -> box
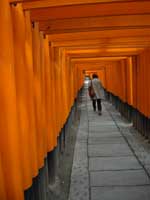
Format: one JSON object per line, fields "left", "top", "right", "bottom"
{"left": 1, "top": 0, "right": 150, "bottom": 199}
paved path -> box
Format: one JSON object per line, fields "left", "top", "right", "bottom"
{"left": 69, "top": 88, "right": 150, "bottom": 200}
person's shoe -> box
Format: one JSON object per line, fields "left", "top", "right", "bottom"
{"left": 98, "top": 111, "right": 102, "bottom": 115}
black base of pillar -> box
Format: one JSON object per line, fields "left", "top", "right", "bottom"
{"left": 24, "top": 91, "right": 80, "bottom": 200}
{"left": 59, "top": 129, "right": 65, "bottom": 154}
{"left": 24, "top": 159, "right": 48, "bottom": 200}
{"left": 47, "top": 147, "right": 59, "bottom": 185}
{"left": 24, "top": 182, "right": 35, "bottom": 200}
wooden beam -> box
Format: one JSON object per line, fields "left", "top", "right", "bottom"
{"left": 71, "top": 57, "right": 127, "bottom": 62}
{"left": 65, "top": 47, "right": 144, "bottom": 54}
{"left": 85, "top": 68, "right": 105, "bottom": 70}
{"left": 51, "top": 37, "right": 150, "bottom": 47}
{"left": 10, "top": 0, "right": 36, "bottom": 3}
{"left": 46, "top": 27, "right": 150, "bottom": 34}
{"left": 63, "top": 47, "right": 144, "bottom": 58}
{"left": 68, "top": 52, "right": 141, "bottom": 57}
{"left": 80, "top": 67, "right": 107, "bottom": 70}
{"left": 63, "top": 44, "right": 150, "bottom": 49}
{"left": 22, "top": 0, "right": 139, "bottom": 10}
{"left": 9, "top": 0, "right": 26, "bottom": 2}
{"left": 77, "top": 63, "right": 108, "bottom": 67}
{"left": 48, "top": 28, "right": 150, "bottom": 41}
{"left": 29, "top": 1, "right": 150, "bottom": 21}
{"left": 74, "top": 60, "right": 125, "bottom": 68}
{"left": 39, "top": 14, "right": 150, "bottom": 33}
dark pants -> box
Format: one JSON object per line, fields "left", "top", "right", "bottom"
{"left": 92, "top": 99, "right": 102, "bottom": 111}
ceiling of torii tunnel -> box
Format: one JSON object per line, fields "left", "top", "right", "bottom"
{"left": 1, "top": 1, "right": 150, "bottom": 199}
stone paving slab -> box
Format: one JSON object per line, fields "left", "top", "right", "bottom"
{"left": 73, "top": 145, "right": 87, "bottom": 168}
{"left": 88, "top": 112, "right": 111, "bottom": 115}
{"left": 89, "top": 132, "right": 121, "bottom": 138}
{"left": 88, "top": 143, "right": 133, "bottom": 157}
{"left": 88, "top": 113, "right": 111, "bottom": 117}
{"left": 89, "top": 124, "right": 118, "bottom": 129}
{"left": 77, "top": 132, "right": 88, "bottom": 138}
{"left": 88, "top": 111, "right": 110, "bottom": 115}
{"left": 89, "top": 156, "right": 142, "bottom": 171}
{"left": 88, "top": 136, "right": 125, "bottom": 144}
{"left": 69, "top": 91, "right": 150, "bottom": 200}
{"left": 88, "top": 116, "right": 113, "bottom": 121}
{"left": 88, "top": 119, "right": 113, "bottom": 122}
{"left": 89, "top": 126, "right": 119, "bottom": 133}
{"left": 90, "top": 170, "right": 150, "bottom": 186}
{"left": 91, "top": 186, "right": 150, "bottom": 200}
{"left": 89, "top": 121, "right": 115, "bottom": 125}
{"left": 89, "top": 122, "right": 116, "bottom": 126}
{"left": 69, "top": 168, "right": 89, "bottom": 200}
{"left": 68, "top": 99, "right": 89, "bottom": 200}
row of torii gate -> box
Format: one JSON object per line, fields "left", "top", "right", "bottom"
{"left": 1, "top": 0, "right": 150, "bottom": 199}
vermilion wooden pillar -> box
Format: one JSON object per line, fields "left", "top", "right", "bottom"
{"left": 11, "top": 3, "right": 33, "bottom": 189}
{"left": 0, "top": 1, "right": 24, "bottom": 199}
{"left": 32, "top": 22, "right": 45, "bottom": 169}
{"left": 24, "top": 10, "right": 38, "bottom": 178}
{"left": 43, "top": 36, "right": 55, "bottom": 152}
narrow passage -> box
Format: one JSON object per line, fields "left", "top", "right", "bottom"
{"left": 69, "top": 87, "right": 150, "bottom": 200}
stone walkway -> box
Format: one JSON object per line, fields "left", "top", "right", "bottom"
{"left": 68, "top": 88, "right": 150, "bottom": 200}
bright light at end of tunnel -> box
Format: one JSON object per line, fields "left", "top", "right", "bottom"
{"left": 84, "top": 76, "right": 90, "bottom": 87}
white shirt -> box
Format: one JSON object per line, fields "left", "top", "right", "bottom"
{"left": 91, "top": 78, "right": 104, "bottom": 99}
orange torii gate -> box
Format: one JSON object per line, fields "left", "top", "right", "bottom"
{"left": 1, "top": 0, "right": 150, "bottom": 199}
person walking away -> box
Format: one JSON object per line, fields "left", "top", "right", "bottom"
{"left": 91, "top": 74, "right": 103, "bottom": 115}
{"left": 88, "top": 77, "right": 97, "bottom": 111}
